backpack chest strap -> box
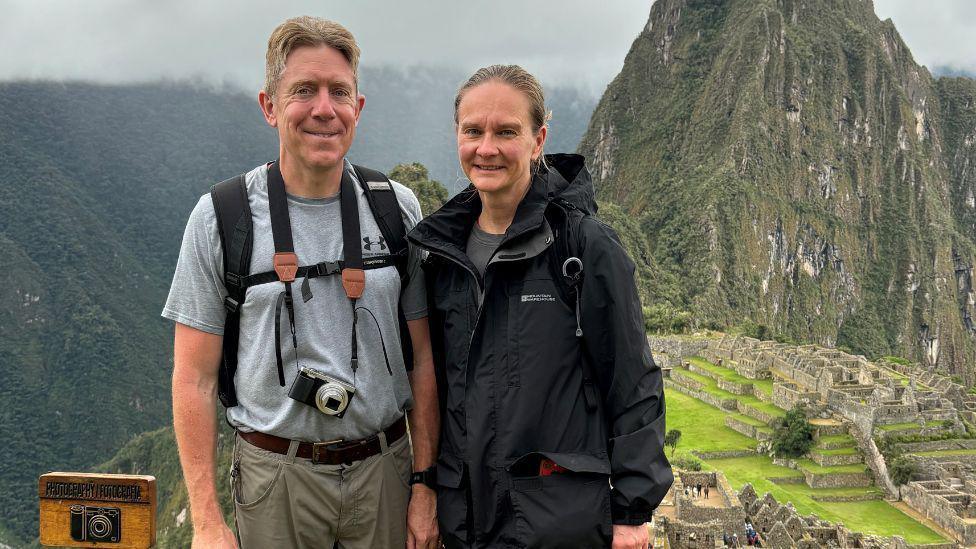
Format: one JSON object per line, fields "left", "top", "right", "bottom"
{"left": 239, "top": 255, "right": 399, "bottom": 290}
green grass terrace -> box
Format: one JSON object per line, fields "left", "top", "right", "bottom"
{"left": 666, "top": 381, "right": 947, "bottom": 544}
{"left": 687, "top": 356, "right": 775, "bottom": 396}
{"left": 672, "top": 362, "right": 784, "bottom": 421}
{"left": 876, "top": 421, "right": 946, "bottom": 432}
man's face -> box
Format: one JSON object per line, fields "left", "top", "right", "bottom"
{"left": 260, "top": 44, "right": 364, "bottom": 173}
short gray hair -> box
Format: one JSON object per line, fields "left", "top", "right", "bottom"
{"left": 264, "top": 16, "right": 360, "bottom": 99}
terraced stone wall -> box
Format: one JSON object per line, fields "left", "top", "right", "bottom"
{"left": 647, "top": 335, "right": 709, "bottom": 366}
{"left": 725, "top": 416, "right": 770, "bottom": 441}
{"left": 896, "top": 439, "right": 976, "bottom": 453}
{"left": 773, "top": 383, "right": 822, "bottom": 412}
{"left": 812, "top": 451, "right": 865, "bottom": 467}
{"left": 803, "top": 470, "right": 874, "bottom": 488}
{"left": 716, "top": 378, "right": 753, "bottom": 395}
{"left": 663, "top": 520, "right": 728, "bottom": 549}
{"left": 665, "top": 379, "right": 737, "bottom": 411}
{"left": 902, "top": 481, "right": 976, "bottom": 546}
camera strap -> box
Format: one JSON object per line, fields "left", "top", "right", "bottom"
{"left": 268, "top": 162, "right": 298, "bottom": 387}
{"left": 339, "top": 169, "right": 364, "bottom": 372}
{"left": 267, "top": 161, "right": 368, "bottom": 383}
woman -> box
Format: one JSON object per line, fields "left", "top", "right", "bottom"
{"left": 407, "top": 65, "right": 673, "bottom": 548}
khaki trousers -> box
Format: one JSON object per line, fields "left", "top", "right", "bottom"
{"left": 231, "top": 430, "right": 412, "bottom": 549}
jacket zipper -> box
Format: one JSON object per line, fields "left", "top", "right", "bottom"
{"left": 420, "top": 246, "right": 487, "bottom": 353}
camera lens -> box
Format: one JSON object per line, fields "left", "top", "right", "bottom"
{"left": 315, "top": 384, "right": 348, "bottom": 415}
{"left": 89, "top": 514, "right": 113, "bottom": 538}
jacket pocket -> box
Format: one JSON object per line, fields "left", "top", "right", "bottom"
{"left": 506, "top": 279, "right": 579, "bottom": 381}
{"left": 436, "top": 453, "right": 470, "bottom": 548}
{"left": 507, "top": 451, "right": 612, "bottom": 548}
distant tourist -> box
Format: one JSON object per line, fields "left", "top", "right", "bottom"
{"left": 408, "top": 64, "right": 674, "bottom": 548}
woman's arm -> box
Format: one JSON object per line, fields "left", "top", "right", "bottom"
{"left": 578, "top": 218, "right": 674, "bottom": 525}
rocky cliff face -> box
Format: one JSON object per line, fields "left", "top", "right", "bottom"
{"left": 579, "top": 0, "right": 976, "bottom": 375}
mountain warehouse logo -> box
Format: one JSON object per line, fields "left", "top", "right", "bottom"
{"left": 521, "top": 293, "right": 555, "bottom": 303}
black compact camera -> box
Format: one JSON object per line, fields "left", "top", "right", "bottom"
{"left": 70, "top": 504, "right": 120, "bottom": 543}
{"left": 289, "top": 367, "right": 356, "bottom": 417}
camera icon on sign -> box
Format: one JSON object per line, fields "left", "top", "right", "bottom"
{"left": 69, "top": 504, "right": 121, "bottom": 543}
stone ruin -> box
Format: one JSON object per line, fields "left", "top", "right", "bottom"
{"left": 702, "top": 335, "right": 963, "bottom": 437}
{"left": 655, "top": 333, "right": 976, "bottom": 546}
{"left": 657, "top": 471, "right": 951, "bottom": 548}
{"left": 657, "top": 470, "right": 745, "bottom": 549}
{"left": 902, "top": 461, "right": 976, "bottom": 546}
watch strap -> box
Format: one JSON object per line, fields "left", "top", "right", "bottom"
{"left": 409, "top": 465, "right": 437, "bottom": 488}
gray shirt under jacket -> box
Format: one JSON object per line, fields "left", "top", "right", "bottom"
{"left": 466, "top": 222, "right": 506, "bottom": 278}
{"left": 162, "top": 160, "right": 427, "bottom": 441}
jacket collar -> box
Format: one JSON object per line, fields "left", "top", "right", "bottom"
{"left": 409, "top": 164, "right": 566, "bottom": 251}
{"left": 408, "top": 154, "right": 592, "bottom": 281}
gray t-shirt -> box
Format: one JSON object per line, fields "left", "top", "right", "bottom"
{"left": 162, "top": 160, "right": 427, "bottom": 441}
{"left": 466, "top": 222, "right": 506, "bottom": 278}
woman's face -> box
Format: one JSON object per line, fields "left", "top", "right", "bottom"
{"left": 456, "top": 81, "right": 546, "bottom": 196}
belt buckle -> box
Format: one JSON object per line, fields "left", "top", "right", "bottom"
{"left": 311, "top": 439, "right": 343, "bottom": 463}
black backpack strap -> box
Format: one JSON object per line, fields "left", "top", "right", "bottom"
{"left": 548, "top": 198, "right": 598, "bottom": 412}
{"left": 210, "top": 173, "right": 252, "bottom": 408}
{"left": 352, "top": 164, "right": 414, "bottom": 371}
{"left": 352, "top": 165, "right": 409, "bottom": 278}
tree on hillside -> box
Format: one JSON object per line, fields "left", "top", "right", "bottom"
{"left": 390, "top": 162, "right": 448, "bottom": 216}
{"left": 890, "top": 455, "right": 918, "bottom": 486}
{"left": 771, "top": 406, "right": 814, "bottom": 458}
{"left": 665, "top": 429, "right": 682, "bottom": 458}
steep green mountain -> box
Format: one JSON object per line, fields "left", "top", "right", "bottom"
{"left": 578, "top": 0, "right": 976, "bottom": 375}
{"left": 0, "top": 82, "right": 276, "bottom": 545}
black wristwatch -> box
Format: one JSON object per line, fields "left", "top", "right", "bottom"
{"left": 409, "top": 466, "right": 437, "bottom": 489}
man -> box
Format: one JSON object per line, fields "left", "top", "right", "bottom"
{"left": 163, "top": 16, "right": 439, "bottom": 549}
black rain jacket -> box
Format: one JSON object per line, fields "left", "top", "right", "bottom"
{"left": 407, "top": 154, "right": 673, "bottom": 548}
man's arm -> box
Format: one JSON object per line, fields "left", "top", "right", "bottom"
{"left": 405, "top": 316, "right": 439, "bottom": 549}
{"left": 172, "top": 322, "right": 238, "bottom": 549}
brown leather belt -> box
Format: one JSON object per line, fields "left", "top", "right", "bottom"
{"left": 238, "top": 416, "right": 407, "bottom": 465}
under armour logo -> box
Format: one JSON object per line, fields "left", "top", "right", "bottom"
{"left": 363, "top": 236, "right": 387, "bottom": 251}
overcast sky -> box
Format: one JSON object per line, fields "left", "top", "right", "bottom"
{"left": 0, "top": 0, "right": 973, "bottom": 94}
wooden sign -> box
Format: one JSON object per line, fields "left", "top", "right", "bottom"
{"left": 39, "top": 472, "right": 156, "bottom": 548}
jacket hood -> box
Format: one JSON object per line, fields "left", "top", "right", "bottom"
{"left": 408, "top": 153, "right": 596, "bottom": 253}
{"left": 542, "top": 153, "right": 597, "bottom": 214}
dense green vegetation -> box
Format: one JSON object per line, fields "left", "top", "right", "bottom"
{"left": 390, "top": 162, "right": 449, "bottom": 215}
{"left": 771, "top": 406, "right": 815, "bottom": 458}
{"left": 0, "top": 81, "right": 276, "bottom": 543}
